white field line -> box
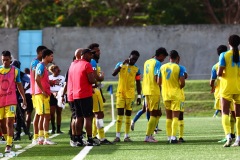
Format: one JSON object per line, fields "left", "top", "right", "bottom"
{"left": 72, "top": 120, "right": 115, "bottom": 160}
{"left": 1, "top": 134, "right": 60, "bottom": 160}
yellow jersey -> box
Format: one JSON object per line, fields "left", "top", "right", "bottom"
{"left": 160, "top": 62, "right": 185, "bottom": 101}
{"left": 142, "top": 58, "right": 161, "bottom": 96}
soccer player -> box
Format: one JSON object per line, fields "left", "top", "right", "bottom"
{"left": 68, "top": 48, "right": 97, "bottom": 146}
{"left": 0, "top": 51, "right": 27, "bottom": 153}
{"left": 35, "top": 49, "right": 56, "bottom": 145}
{"left": 88, "top": 43, "right": 112, "bottom": 145}
{"left": 30, "top": 46, "right": 47, "bottom": 145}
{"left": 160, "top": 50, "right": 185, "bottom": 143}
{"left": 142, "top": 47, "right": 168, "bottom": 142}
{"left": 210, "top": 45, "right": 236, "bottom": 143}
{"left": 218, "top": 34, "right": 240, "bottom": 147}
{"left": 112, "top": 50, "right": 141, "bottom": 142}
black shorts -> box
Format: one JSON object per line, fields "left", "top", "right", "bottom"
{"left": 25, "top": 93, "right": 33, "bottom": 113}
{"left": 50, "top": 93, "right": 58, "bottom": 106}
{"left": 74, "top": 97, "right": 93, "bottom": 118}
{"left": 69, "top": 101, "right": 76, "bottom": 119}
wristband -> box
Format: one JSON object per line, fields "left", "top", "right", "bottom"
{"left": 137, "top": 95, "right": 141, "bottom": 98}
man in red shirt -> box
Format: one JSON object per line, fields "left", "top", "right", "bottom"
{"left": 67, "top": 48, "right": 96, "bottom": 146}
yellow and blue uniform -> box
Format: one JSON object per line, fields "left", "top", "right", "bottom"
{"left": 0, "top": 65, "right": 21, "bottom": 119}
{"left": 179, "top": 65, "right": 187, "bottom": 112}
{"left": 219, "top": 49, "right": 240, "bottom": 139}
{"left": 115, "top": 62, "right": 141, "bottom": 110}
{"left": 142, "top": 58, "right": 161, "bottom": 137}
{"left": 160, "top": 62, "right": 185, "bottom": 111}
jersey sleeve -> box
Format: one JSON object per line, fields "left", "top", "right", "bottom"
{"left": 90, "top": 59, "right": 97, "bottom": 71}
{"left": 114, "top": 62, "right": 122, "bottom": 69}
{"left": 31, "top": 59, "right": 39, "bottom": 71}
{"left": 219, "top": 52, "right": 226, "bottom": 67}
{"left": 211, "top": 65, "right": 217, "bottom": 80}
{"left": 36, "top": 63, "right": 45, "bottom": 76}
{"left": 179, "top": 65, "right": 185, "bottom": 77}
{"left": 154, "top": 61, "right": 161, "bottom": 77}
{"left": 15, "top": 68, "right": 21, "bottom": 83}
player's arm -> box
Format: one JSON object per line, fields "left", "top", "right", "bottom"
{"left": 179, "top": 66, "right": 185, "bottom": 89}
{"left": 35, "top": 65, "right": 48, "bottom": 96}
{"left": 210, "top": 65, "right": 217, "bottom": 93}
{"left": 112, "top": 59, "right": 129, "bottom": 76}
{"left": 15, "top": 69, "right": 27, "bottom": 107}
{"left": 136, "top": 72, "right": 141, "bottom": 105}
{"left": 217, "top": 53, "right": 225, "bottom": 77}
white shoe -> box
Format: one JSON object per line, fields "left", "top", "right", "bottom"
{"left": 231, "top": 140, "right": 240, "bottom": 147}
{"left": 38, "top": 137, "right": 44, "bottom": 145}
{"left": 43, "top": 139, "right": 57, "bottom": 145}
{"left": 32, "top": 139, "right": 38, "bottom": 145}
{"left": 131, "top": 121, "right": 135, "bottom": 131}
{"left": 144, "top": 137, "right": 158, "bottom": 143}
{"left": 149, "top": 136, "right": 158, "bottom": 142}
{"left": 70, "top": 140, "right": 77, "bottom": 147}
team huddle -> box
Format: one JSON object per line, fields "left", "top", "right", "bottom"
{"left": 0, "top": 34, "right": 239, "bottom": 154}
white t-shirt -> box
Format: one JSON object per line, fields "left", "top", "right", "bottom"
{"left": 49, "top": 75, "right": 65, "bottom": 92}
{"left": 24, "top": 74, "right": 31, "bottom": 94}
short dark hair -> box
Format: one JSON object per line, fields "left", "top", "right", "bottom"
{"left": 88, "top": 43, "right": 99, "bottom": 49}
{"left": 217, "top": 45, "right": 227, "bottom": 56}
{"left": 155, "top": 47, "right": 168, "bottom": 57}
{"left": 130, "top": 50, "right": 140, "bottom": 57}
{"left": 169, "top": 50, "right": 179, "bottom": 59}
{"left": 24, "top": 68, "right": 30, "bottom": 74}
{"left": 36, "top": 46, "right": 47, "bottom": 53}
{"left": 42, "top": 49, "right": 53, "bottom": 58}
{"left": 1, "top": 50, "right": 11, "bottom": 57}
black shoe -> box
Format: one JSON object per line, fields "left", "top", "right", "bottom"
{"left": 28, "top": 133, "right": 33, "bottom": 140}
{"left": 93, "top": 137, "right": 101, "bottom": 145}
{"left": 14, "top": 136, "right": 21, "bottom": 141}
{"left": 100, "top": 139, "right": 114, "bottom": 145}
{"left": 57, "top": 130, "right": 64, "bottom": 134}
{"left": 1, "top": 136, "right": 5, "bottom": 141}
{"left": 87, "top": 141, "right": 100, "bottom": 146}
{"left": 231, "top": 133, "right": 235, "bottom": 139}
{"left": 170, "top": 139, "right": 178, "bottom": 144}
{"left": 51, "top": 130, "right": 55, "bottom": 134}
{"left": 178, "top": 137, "right": 186, "bottom": 143}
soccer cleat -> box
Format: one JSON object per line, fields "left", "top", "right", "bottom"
{"left": 131, "top": 121, "right": 135, "bottom": 131}
{"left": 231, "top": 141, "right": 240, "bottom": 147}
{"left": 43, "top": 139, "right": 57, "bottom": 145}
{"left": 5, "top": 145, "right": 11, "bottom": 153}
{"left": 70, "top": 140, "right": 77, "bottom": 147}
{"left": 144, "top": 137, "right": 158, "bottom": 143}
{"left": 57, "top": 130, "right": 64, "bottom": 134}
{"left": 38, "top": 137, "right": 44, "bottom": 145}
{"left": 170, "top": 139, "right": 178, "bottom": 144}
{"left": 124, "top": 137, "right": 133, "bottom": 142}
{"left": 93, "top": 137, "right": 101, "bottom": 145}
{"left": 14, "top": 135, "right": 21, "bottom": 141}
{"left": 100, "top": 139, "right": 114, "bottom": 145}
{"left": 223, "top": 138, "right": 232, "bottom": 147}
{"left": 32, "top": 139, "right": 38, "bottom": 145}
{"left": 231, "top": 133, "right": 235, "bottom": 139}
{"left": 113, "top": 137, "right": 121, "bottom": 142}
{"left": 178, "top": 137, "right": 186, "bottom": 143}
{"left": 86, "top": 139, "right": 100, "bottom": 146}
{"left": 218, "top": 138, "right": 227, "bottom": 143}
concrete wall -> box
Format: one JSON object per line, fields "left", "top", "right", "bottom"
{"left": 42, "top": 25, "right": 240, "bottom": 80}
{"left": 0, "top": 28, "right": 18, "bottom": 59}
{"left": 1, "top": 26, "right": 240, "bottom": 80}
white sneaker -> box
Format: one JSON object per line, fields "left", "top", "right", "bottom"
{"left": 70, "top": 140, "right": 77, "bottom": 147}
{"left": 231, "top": 140, "right": 240, "bottom": 147}
{"left": 149, "top": 136, "right": 158, "bottom": 142}
{"left": 144, "top": 137, "right": 158, "bottom": 143}
{"left": 131, "top": 121, "right": 135, "bottom": 131}
{"left": 38, "top": 137, "right": 44, "bottom": 145}
{"left": 43, "top": 139, "right": 57, "bottom": 145}
{"left": 32, "top": 139, "right": 38, "bottom": 145}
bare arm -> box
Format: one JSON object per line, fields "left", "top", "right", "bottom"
{"left": 16, "top": 82, "right": 27, "bottom": 107}
{"left": 210, "top": 79, "right": 215, "bottom": 93}
{"left": 136, "top": 80, "right": 141, "bottom": 105}
{"left": 87, "top": 72, "right": 96, "bottom": 84}
{"left": 35, "top": 74, "right": 48, "bottom": 96}
{"left": 94, "top": 70, "right": 104, "bottom": 81}
{"left": 179, "top": 76, "right": 185, "bottom": 89}
{"left": 217, "top": 66, "right": 225, "bottom": 77}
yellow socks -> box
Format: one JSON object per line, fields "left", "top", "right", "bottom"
{"left": 116, "top": 115, "right": 123, "bottom": 133}
{"left": 6, "top": 136, "right": 12, "bottom": 146}
{"left": 125, "top": 116, "right": 131, "bottom": 135}
{"left": 172, "top": 117, "right": 179, "bottom": 137}
{"left": 146, "top": 116, "right": 157, "bottom": 136}
{"left": 92, "top": 117, "right": 97, "bottom": 137}
{"left": 98, "top": 128, "right": 105, "bottom": 139}
{"left": 33, "top": 134, "right": 38, "bottom": 140}
{"left": 236, "top": 117, "right": 240, "bottom": 137}
{"left": 166, "top": 119, "right": 172, "bottom": 137}
{"left": 39, "top": 130, "right": 44, "bottom": 138}
{"left": 44, "top": 131, "right": 49, "bottom": 139}
{"left": 179, "top": 120, "right": 184, "bottom": 138}
{"left": 222, "top": 114, "right": 231, "bottom": 136}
